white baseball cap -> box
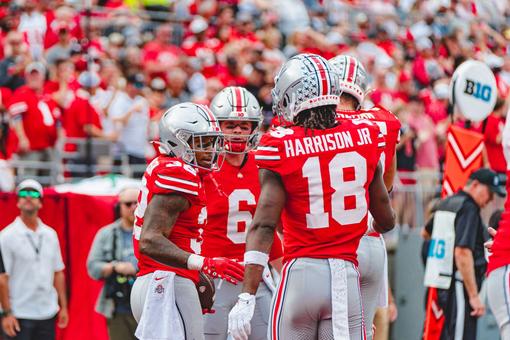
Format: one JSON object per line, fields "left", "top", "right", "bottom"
{"left": 190, "top": 16, "right": 208, "bottom": 34}
{"left": 25, "top": 62, "right": 46, "bottom": 75}
{"left": 16, "top": 179, "right": 43, "bottom": 197}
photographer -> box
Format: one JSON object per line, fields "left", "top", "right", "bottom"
{"left": 87, "top": 188, "right": 138, "bottom": 340}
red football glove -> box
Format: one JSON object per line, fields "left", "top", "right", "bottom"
{"left": 202, "top": 257, "right": 244, "bottom": 284}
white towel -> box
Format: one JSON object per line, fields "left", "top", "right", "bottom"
{"left": 262, "top": 265, "right": 277, "bottom": 294}
{"left": 377, "top": 235, "right": 389, "bottom": 308}
{"left": 328, "top": 259, "right": 350, "bottom": 340}
{"left": 135, "top": 270, "right": 185, "bottom": 340}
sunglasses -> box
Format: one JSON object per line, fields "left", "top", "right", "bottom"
{"left": 121, "top": 201, "right": 137, "bottom": 207}
{"left": 18, "top": 190, "right": 41, "bottom": 199}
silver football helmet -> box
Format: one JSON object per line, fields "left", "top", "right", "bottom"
{"left": 329, "top": 55, "right": 368, "bottom": 106}
{"left": 272, "top": 53, "right": 340, "bottom": 122}
{"left": 158, "top": 102, "right": 224, "bottom": 171}
{"left": 210, "top": 86, "right": 262, "bottom": 153}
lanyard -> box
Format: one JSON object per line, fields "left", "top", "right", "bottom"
{"left": 26, "top": 233, "right": 43, "bottom": 258}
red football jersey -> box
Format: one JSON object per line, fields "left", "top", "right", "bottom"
{"left": 255, "top": 121, "right": 384, "bottom": 265}
{"left": 336, "top": 106, "right": 401, "bottom": 174}
{"left": 9, "top": 86, "right": 60, "bottom": 151}
{"left": 133, "top": 156, "right": 206, "bottom": 283}
{"left": 201, "top": 153, "right": 283, "bottom": 262}
{"left": 487, "top": 168, "right": 510, "bottom": 274}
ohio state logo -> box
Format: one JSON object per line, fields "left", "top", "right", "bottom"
{"left": 155, "top": 284, "right": 164, "bottom": 294}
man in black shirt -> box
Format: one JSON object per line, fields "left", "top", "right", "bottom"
{"left": 423, "top": 168, "right": 506, "bottom": 340}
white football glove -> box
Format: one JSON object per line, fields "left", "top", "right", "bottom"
{"left": 228, "top": 293, "right": 256, "bottom": 340}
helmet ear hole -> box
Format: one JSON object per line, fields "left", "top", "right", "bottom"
{"left": 282, "top": 95, "right": 288, "bottom": 108}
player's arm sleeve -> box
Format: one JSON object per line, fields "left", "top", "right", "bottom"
{"left": 254, "top": 132, "right": 285, "bottom": 175}
{"left": 454, "top": 204, "right": 479, "bottom": 251}
{"left": 152, "top": 164, "right": 201, "bottom": 205}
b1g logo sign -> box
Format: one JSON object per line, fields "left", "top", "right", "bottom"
{"left": 428, "top": 238, "right": 446, "bottom": 259}
{"left": 450, "top": 60, "right": 497, "bottom": 122}
{"left": 463, "top": 79, "right": 492, "bottom": 102}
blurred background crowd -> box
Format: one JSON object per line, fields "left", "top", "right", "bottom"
{"left": 0, "top": 0, "right": 509, "bottom": 221}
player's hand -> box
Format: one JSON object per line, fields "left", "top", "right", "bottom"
{"left": 228, "top": 293, "right": 256, "bottom": 340}
{"left": 202, "top": 257, "right": 244, "bottom": 284}
{"left": 469, "top": 295, "right": 485, "bottom": 317}
{"left": 485, "top": 227, "right": 497, "bottom": 252}
{"left": 2, "top": 315, "right": 20, "bottom": 337}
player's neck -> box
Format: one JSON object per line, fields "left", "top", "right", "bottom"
{"left": 336, "top": 102, "right": 357, "bottom": 111}
{"left": 226, "top": 153, "right": 246, "bottom": 167}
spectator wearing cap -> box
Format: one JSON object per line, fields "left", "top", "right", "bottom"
{"left": 0, "top": 31, "right": 32, "bottom": 91}
{"left": 109, "top": 73, "right": 149, "bottom": 178}
{"left": 0, "top": 179, "right": 68, "bottom": 340}
{"left": 483, "top": 98, "right": 508, "bottom": 175}
{"left": 422, "top": 168, "right": 506, "bottom": 340}
{"left": 8, "top": 62, "right": 61, "bottom": 179}
{"left": 182, "top": 16, "right": 220, "bottom": 78}
{"left": 63, "top": 71, "right": 109, "bottom": 154}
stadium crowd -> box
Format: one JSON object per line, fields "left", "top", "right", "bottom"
{"left": 0, "top": 0, "right": 508, "bottom": 192}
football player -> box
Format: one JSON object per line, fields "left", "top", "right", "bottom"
{"left": 228, "top": 54, "right": 396, "bottom": 340}
{"left": 330, "top": 54, "right": 401, "bottom": 340}
{"left": 130, "top": 103, "right": 244, "bottom": 340}
{"left": 202, "top": 86, "right": 283, "bottom": 340}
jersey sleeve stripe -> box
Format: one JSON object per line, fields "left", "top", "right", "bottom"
{"left": 157, "top": 174, "right": 199, "bottom": 187}
{"left": 257, "top": 146, "right": 279, "bottom": 152}
{"left": 154, "top": 180, "right": 199, "bottom": 196}
{"left": 255, "top": 155, "right": 281, "bottom": 160}
{"left": 9, "top": 102, "right": 28, "bottom": 116}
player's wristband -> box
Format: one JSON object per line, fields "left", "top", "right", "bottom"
{"left": 244, "top": 251, "right": 269, "bottom": 267}
{"left": 187, "top": 254, "right": 205, "bottom": 270}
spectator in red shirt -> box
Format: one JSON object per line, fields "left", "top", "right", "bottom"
{"left": 0, "top": 86, "right": 15, "bottom": 191}
{"left": 484, "top": 98, "right": 508, "bottom": 174}
{"left": 142, "top": 24, "right": 182, "bottom": 78}
{"left": 182, "top": 16, "right": 221, "bottom": 78}
{"left": 9, "top": 62, "right": 61, "bottom": 178}
{"left": 63, "top": 71, "right": 113, "bottom": 153}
